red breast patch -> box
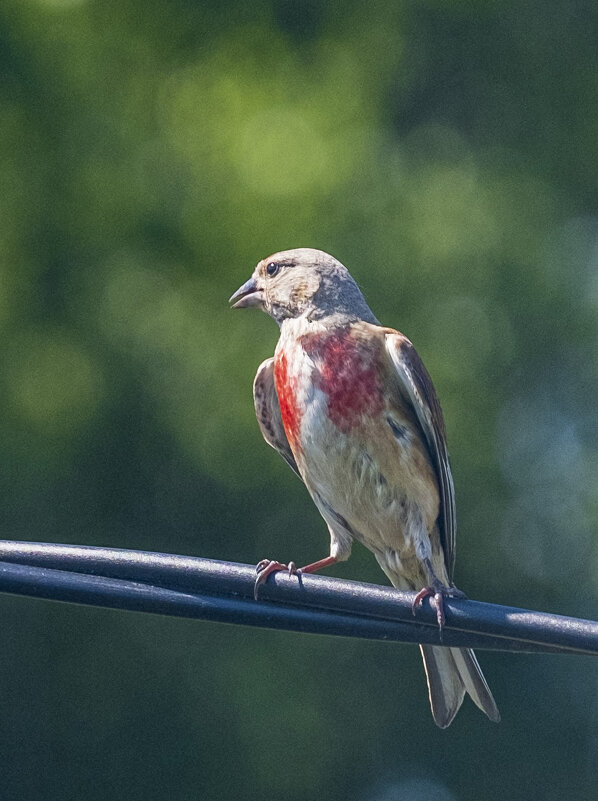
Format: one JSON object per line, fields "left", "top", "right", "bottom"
{"left": 301, "top": 328, "right": 384, "bottom": 432}
{"left": 274, "top": 350, "right": 302, "bottom": 450}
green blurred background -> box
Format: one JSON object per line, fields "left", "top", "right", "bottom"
{"left": 1, "top": 0, "right": 598, "bottom": 798}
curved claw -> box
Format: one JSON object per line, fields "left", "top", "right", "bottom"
{"left": 412, "top": 586, "right": 445, "bottom": 628}
{"left": 413, "top": 581, "right": 466, "bottom": 616}
{"left": 412, "top": 584, "right": 467, "bottom": 638}
{"left": 412, "top": 582, "right": 468, "bottom": 642}
{"left": 256, "top": 558, "right": 275, "bottom": 574}
{"left": 254, "top": 559, "right": 299, "bottom": 600}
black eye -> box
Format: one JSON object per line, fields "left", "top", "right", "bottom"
{"left": 266, "top": 262, "right": 280, "bottom": 277}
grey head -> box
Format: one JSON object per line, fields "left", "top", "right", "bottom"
{"left": 229, "top": 248, "right": 379, "bottom": 327}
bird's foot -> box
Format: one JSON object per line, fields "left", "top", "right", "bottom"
{"left": 254, "top": 559, "right": 298, "bottom": 600}
{"left": 412, "top": 583, "right": 467, "bottom": 633}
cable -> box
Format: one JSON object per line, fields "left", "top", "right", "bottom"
{"left": 0, "top": 540, "right": 595, "bottom": 655}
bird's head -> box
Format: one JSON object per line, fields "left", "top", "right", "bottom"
{"left": 229, "top": 248, "right": 378, "bottom": 326}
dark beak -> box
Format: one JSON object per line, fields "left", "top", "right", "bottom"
{"left": 229, "top": 276, "right": 264, "bottom": 309}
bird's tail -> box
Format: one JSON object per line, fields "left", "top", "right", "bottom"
{"left": 419, "top": 644, "right": 500, "bottom": 728}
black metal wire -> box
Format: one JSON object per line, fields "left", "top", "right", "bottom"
{"left": 0, "top": 540, "right": 595, "bottom": 655}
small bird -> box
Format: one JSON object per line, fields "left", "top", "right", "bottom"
{"left": 230, "top": 248, "right": 499, "bottom": 728}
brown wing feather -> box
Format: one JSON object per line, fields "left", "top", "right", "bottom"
{"left": 384, "top": 332, "right": 457, "bottom": 580}
{"left": 253, "top": 358, "right": 301, "bottom": 479}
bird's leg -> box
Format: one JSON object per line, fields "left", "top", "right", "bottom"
{"left": 297, "top": 555, "right": 338, "bottom": 574}
{"left": 254, "top": 555, "right": 338, "bottom": 599}
{"left": 412, "top": 559, "right": 467, "bottom": 634}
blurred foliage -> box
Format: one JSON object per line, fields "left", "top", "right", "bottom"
{"left": 1, "top": 0, "right": 598, "bottom": 799}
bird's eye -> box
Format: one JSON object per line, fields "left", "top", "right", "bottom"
{"left": 266, "top": 262, "right": 280, "bottom": 277}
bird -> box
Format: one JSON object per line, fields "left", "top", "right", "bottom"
{"left": 229, "top": 247, "right": 499, "bottom": 728}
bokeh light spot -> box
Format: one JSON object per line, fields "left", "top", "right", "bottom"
{"left": 239, "top": 108, "right": 330, "bottom": 196}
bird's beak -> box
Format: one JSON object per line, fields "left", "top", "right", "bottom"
{"left": 229, "top": 276, "right": 264, "bottom": 309}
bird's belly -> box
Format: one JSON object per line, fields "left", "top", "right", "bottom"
{"left": 296, "top": 392, "right": 430, "bottom": 557}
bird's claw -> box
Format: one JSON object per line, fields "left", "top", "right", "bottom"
{"left": 412, "top": 584, "right": 466, "bottom": 637}
{"left": 412, "top": 586, "right": 446, "bottom": 630}
{"left": 254, "top": 559, "right": 299, "bottom": 599}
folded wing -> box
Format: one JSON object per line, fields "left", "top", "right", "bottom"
{"left": 385, "top": 332, "right": 457, "bottom": 581}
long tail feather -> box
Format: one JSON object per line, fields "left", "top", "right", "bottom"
{"left": 420, "top": 645, "right": 500, "bottom": 728}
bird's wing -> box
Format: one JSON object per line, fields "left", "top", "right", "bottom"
{"left": 385, "top": 332, "right": 456, "bottom": 580}
{"left": 253, "top": 357, "right": 301, "bottom": 479}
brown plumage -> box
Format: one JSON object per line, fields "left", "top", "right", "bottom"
{"left": 230, "top": 248, "right": 499, "bottom": 728}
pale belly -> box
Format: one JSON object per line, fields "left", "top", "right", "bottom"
{"left": 296, "top": 382, "right": 439, "bottom": 583}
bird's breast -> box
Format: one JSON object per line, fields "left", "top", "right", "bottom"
{"left": 274, "top": 327, "right": 386, "bottom": 451}
{"left": 274, "top": 325, "right": 389, "bottom": 462}
{"left": 274, "top": 327, "right": 384, "bottom": 450}
{"left": 299, "top": 327, "right": 385, "bottom": 432}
